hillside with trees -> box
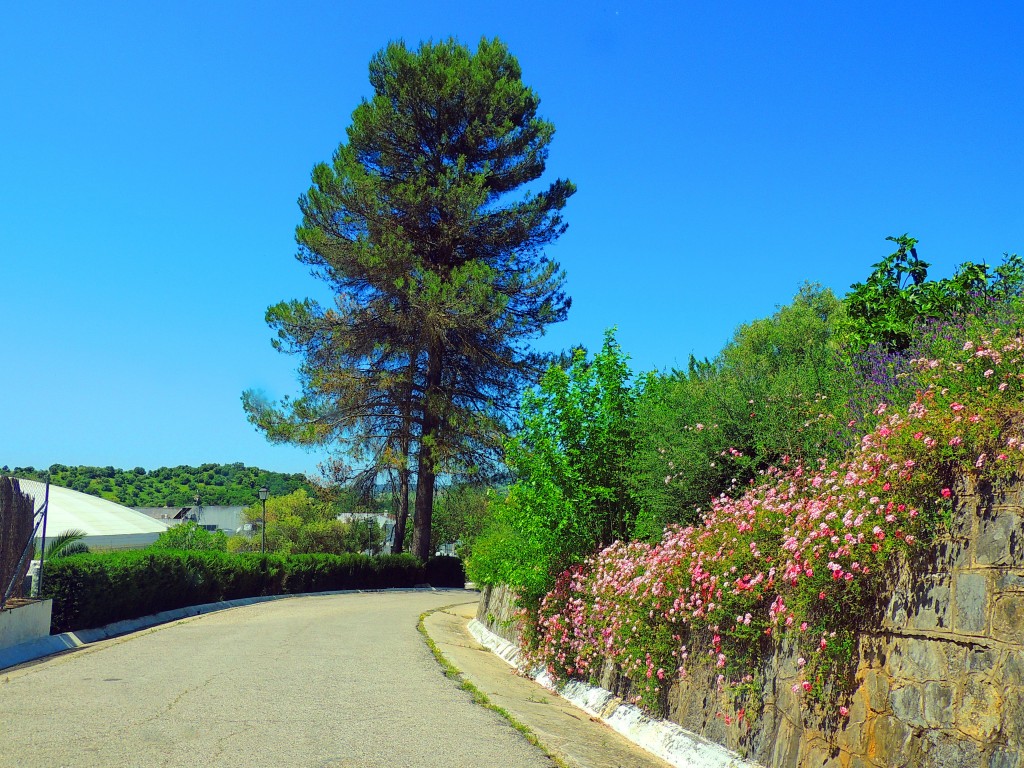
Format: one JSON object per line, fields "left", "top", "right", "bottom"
{"left": 3, "top": 463, "right": 311, "bottom": 508}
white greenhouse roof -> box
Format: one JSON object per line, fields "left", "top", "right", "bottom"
{"left": 15, "top": 480, "right": 169, "bottom": 549}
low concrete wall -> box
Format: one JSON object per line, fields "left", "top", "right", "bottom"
{"left": 480, "top": 476, "right": 1024, "bottom": 768}
{"left": 0, "top": 599, "right": 52, "bottom": 650}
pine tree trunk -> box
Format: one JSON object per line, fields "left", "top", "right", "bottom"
{"left": 391, "top": 355, "right": 417, "bottom": 554}
{"left": 391, "top": 465, "right": 410, "bottom": 554}
{"left": 412, "top": 344, "right": 443, "bottom": 561}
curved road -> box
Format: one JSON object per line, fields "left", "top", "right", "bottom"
{"left": 0, "top": 590, "right": 555, "bottom": 768}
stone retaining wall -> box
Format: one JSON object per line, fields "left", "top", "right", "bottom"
{"left": 478, "top": 477, "right": 1024, "bottom": 768}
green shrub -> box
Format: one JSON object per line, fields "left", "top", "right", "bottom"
{"left": 150, "top": 521, "right": 228, "bottom": 552}
{"left": 425, "top": 556, "right": 465, "bottom": 588}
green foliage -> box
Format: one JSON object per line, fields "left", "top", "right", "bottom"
{"left": 842, "top": 234, "right": 1024, "bottom": 351}
{"left": 11, "top": 462, "right": 310, "bottom": 507}
{"left": 468, "top": 330, "right": 639, "bottom": 603}
{"left": 42, "top": 550, "right": 435, "bottom": 633}
{"left": 150, "top": 521, "right": 227, "bottom": 552}
{"left": 630, "top": 285, "right": 856, "bottom": 533}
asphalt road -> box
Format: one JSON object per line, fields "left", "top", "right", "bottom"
{"left": 0, "top": 590, "right": 556, "bottom": 768}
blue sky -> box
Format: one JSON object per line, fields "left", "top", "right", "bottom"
{"left": 2, "top": 1, "right": 1022, "bottom": 476}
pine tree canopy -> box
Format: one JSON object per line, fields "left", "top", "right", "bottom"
{"left": 243, "top": 37, "right": 575, "bottom": 559}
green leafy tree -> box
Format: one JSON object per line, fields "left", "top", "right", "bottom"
{"left": 244, "top": 37, "right": 574, "bottom": 561}
{"left": 843, "top": 234, "right": 1024, "bottom": 351}
{"left": 431, "top": 483, "right": 494, "bottom": 557}
{"left": 468, "top": 330, "right": 638, "bottom": 603}
{"left": 630, "top": 285, "right": 855, "bottom": 532}
{"left": 150, "top": 522, "right": 227, "bottom": 552}
{"left": 228, "top": 488, "right": 384, "bottom": 555}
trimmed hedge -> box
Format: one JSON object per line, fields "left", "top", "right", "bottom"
{"left": 425, "top": 555, "right": 465, "bottom": 588}
{"left": 42, "top": 551, "right": 465, "bottom": 633}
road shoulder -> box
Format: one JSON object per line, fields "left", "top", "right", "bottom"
{"left": 423, "top": 600, "right": 673, "bottom": 768}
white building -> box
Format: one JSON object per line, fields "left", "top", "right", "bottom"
{"left": 22, "top": 482, "right": 169, "bottom": 551}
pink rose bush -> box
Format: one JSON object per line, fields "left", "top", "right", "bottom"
{"left": 528, "top": 329, "right": 1024, "bottom": 714}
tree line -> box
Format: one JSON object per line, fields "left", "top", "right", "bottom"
{"left": 4, "top": 463, "right": 311, "bottom": 508}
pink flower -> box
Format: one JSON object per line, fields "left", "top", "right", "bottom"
{"left": 802, "top": 681, "right": 812, "bottom": 692}
{"left": 984, "top": 369, "right": 994, "bottom": 378}
{"left": 941, "top": 488, "right": 952, "bottom": 498}
{"left": 839, "top": 706, "right": 849, "bottom": 717}
{"left": 949, "top": 436, "right": 963, "bottom": 447}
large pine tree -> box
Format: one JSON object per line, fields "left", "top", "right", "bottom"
{"left": 245, "top": 38, "right": 574, "bottom": 559}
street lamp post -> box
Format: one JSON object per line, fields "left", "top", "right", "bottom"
{"left": 258, "top": 487, "right": 269, "bottom": 554}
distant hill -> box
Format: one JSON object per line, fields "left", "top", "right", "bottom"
{"left": 3, "top": 462, "right": 312, "bottom": 507}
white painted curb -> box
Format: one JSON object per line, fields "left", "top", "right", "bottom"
{"left": 468, "top": 618, "right": 762, "bottom": 768}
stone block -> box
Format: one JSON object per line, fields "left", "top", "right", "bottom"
{"left": 967, "top": 646, "right": 1000, "bottom": 676}
{"left": 922, "top": 681, "right": 954, "bottom": 727}
{"left": 885, "top": 593, "right": 909, "bottom": 629}
{"left": 917, "top": 730, "right": 983, "bottom": 768}
{"left": 889, "top": 684, "right": 925, "bottom": 727}
{"left": 864, "top": 669, "right": 891, "bottom": 712}
{"left": 999, "top": 570, "right": 1024, "bottom": 591}
{"left": 956, "top": 676, "right": 1001, "bottom": 740}
{"left": 842, "top": 697, "right": 869, "bottom": 753}
{"left": 1004, "top": 649, "right": 1024, "bottom": 688}
{"left": 931, "top": 534, "right": 972, "bottom": 570}
{"left": 891, "top": 637, "right": 963, "bottom": 682}
{"left": 992, "top": 595, "right": 1024, "bottom": 644}
{"left": 796, "top": 741, "right": 832, "bottom": 767}
{"left": 990, "top": 747, "right": 1023, "bottom": 768}
{"left": 908, "top": 576, "right": 952, "bottom": 632}
{"left": 1002, "top": 680, "right": 1024, "bottom": 742}
{"left": 873, "top": 715, "right": 912, "bottom": 765}
{"left": 950, "top": 538, "right": 973, "bottom": 569}
{"left": 976, "top": 510, "right": 1022, "bottom": 566}
{"left": 954, "top": 572, "right": 989, "bottom": 635}
{"left": 948, "top": 504, "right": 975, "bottom": 539}
{"left": 769, "top": 718, "right": 801, "bottom": 768}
